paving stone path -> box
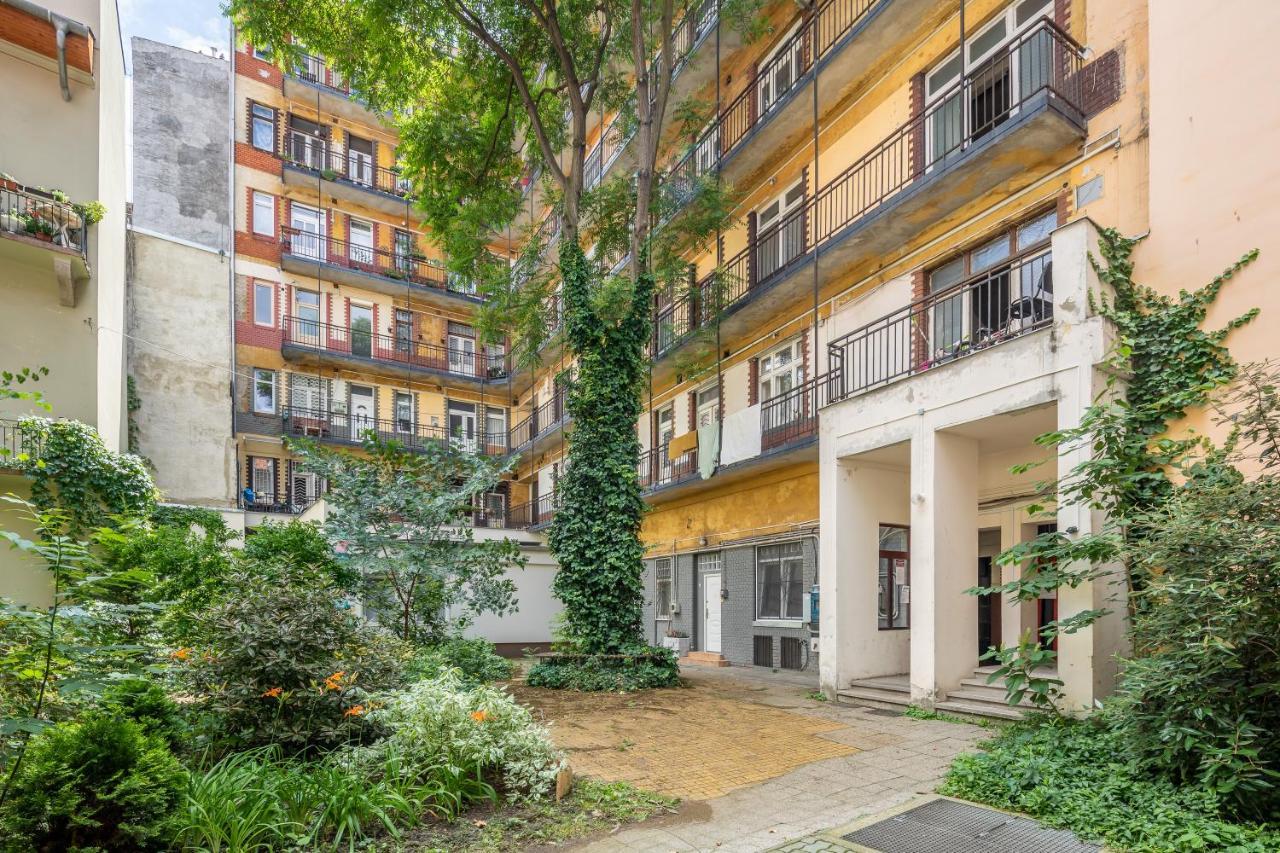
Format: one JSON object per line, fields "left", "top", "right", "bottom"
{"left": 513, "top": 665, "right": 992, "bottom": 852}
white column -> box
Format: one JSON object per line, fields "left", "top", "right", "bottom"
{"left": 910, "top": 427, "right": 978, "bottom": 707}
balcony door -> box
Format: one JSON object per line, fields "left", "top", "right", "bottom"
{"left": 394, "top": 309, "right": 413, "bottom": 355}
{"left": 393, "top": 229, "right": 415, "bottom": 276}
{"left": 290, "top": 203, "right": 325, "bottom": 261}
{"left": 448, "top": 326, "right": 476, "bottom": 376}
{"left": 348, "top": 218, "right": 374, "bottom": 266}
{"left": 288, "top": 115, "right": 326, "bottom": 170}
{"left": 448, "top": 402, "right": 477, "bottom": 453}
{"left": 350, "top": 385, "right": 375, "bottom": 438}
{"left": 293, "top": 289, "right": 321, "bottom": 343}
{"left": 757, "top": 180, "right": 805, "bottom": 281}
{"left": 349, "top": 304, "right": 373, "bottom": 358}
{"left": 347, "top": 135, "right": 375, "bottom": 186}
{"left": 757, "top": 23, "right": 802, "bottom": 118}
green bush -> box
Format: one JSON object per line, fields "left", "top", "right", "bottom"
{"left": 100, "top": 679, "right": 187, "bottom": 751}
{"left": 940, "top": 717, "right": 1280, "bottom": 852}
{"left": 240, "top": 520, "right": 358, "bottom": 592}
{"left": 181, "top": 572, "right": 411, "bottom": 754}
{"left": 363, "top": 669, "right": 564, "bottom": 802}
{"left": 0, "top": 713, "right": 186, "bottom": 852}
{"left": 407, "top": 636, "right": 514, "bottom": 687}
{"left": 526, "top": 647, "right": 679, "bottom": 692}
{"left": 1110, "top": 476, "right": 1280, "bottom": 818}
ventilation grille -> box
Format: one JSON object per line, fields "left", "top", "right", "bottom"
{"left": 780, "top": 636, "right": 804, "bottom": 670}
{"left": 752, "top": 635, "right": 773, "bottom": 667}
{"left": 842, "top": 799, "right": 1100, "bottom": 853}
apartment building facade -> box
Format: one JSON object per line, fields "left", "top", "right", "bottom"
{"left": 0, "top": 0, "right": 128, "bottom": 605}
{"left": 500, "top": 0, "right": 1279, "bottom": 716}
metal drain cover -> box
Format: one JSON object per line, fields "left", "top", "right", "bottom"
{"left": 842, "top": 799, "right": 1099, "bottom": 853}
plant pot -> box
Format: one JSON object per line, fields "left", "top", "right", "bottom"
{"left": 0, "top": 179, "right": 17, "bottom": 192}
{"left": 661, "top": 636, "right": 690, "bottom": 658}
{"left": 35, "top": 232, "right": 52, "bottom": 243}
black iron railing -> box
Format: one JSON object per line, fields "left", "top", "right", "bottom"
{"left": 827, "top": 246, "right": 1054, "bottom": 403}
{"left": 292, "top": 52, "right": 355, "bottom": 98}
{"left": 653, "top": 20, "right": 1083, "bottom": 358}
{"left": 638, "top": 444, "right": 699, "bottom": 491}
{"left": 283, "top": 316, "right": 509, "bottom": 381}
{"left": 280, "top": 227, "right": 478, "bottom": 297}
{"left": 0, "top": 183, "right": 90, "bottom": 257}
{"left": 275, "top": 405, "right": 509, "bottom": 457}
{"left": 761, "top": 375, "right": 828, "bottom": 452}
{"left": 507, "top": 384, "right": 571, "bottom": 452}
{"left": 280, "top": 128, "right": 414, "bottom": 200}
{"left": 508, "top": 490, "right": 559, "bottom": 529}
{"left": 0, "top": 418, "right": 38, "bottom": 469}
{"left": 239, "top": 490, "right": 321, "bottom": 515}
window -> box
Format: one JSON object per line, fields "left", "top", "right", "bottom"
{"left": 878, "top": 525, "right": 910, "bottom": 629}
{"left": 757, "top": 23, "right": 803, "bottom": 116}
{"left": 655, "top": 404, "right": 675, "bottom": 449}
{"left": 394, "top": 391, "right": 413, "bottom": 434}
{"left": 485, "top": 407, "right": 507, "bottom": 447}
{"left": 756, "top": 541, "right": 804, "bottom": 620}
{"left": 293, "top": 289, "right": 320, "bottom": 339}
{"left": 759, "top": 338, "right": 804, "bottom": 402}
{"left": 290, "top": 374, "right": 325, "bottom": 413}
{"left": 289, "top": 202, "right": 325, "bottom": 260}
{"left": 253, "top": 281, "right": 274, "bottom": 326}
{"left": 655, "top": 558, "right": 673, "bottom": 618}
{"left": 447, "top": 323, "right": 476, "bottom": 376}
{"left": 250, "top": 103, "right": 277, "bottom": 152}
{"left": 251, "top": 191, "right": 274, "bottom": 236}
{"left": 757, "top": 179, "right": 805, "bottom": 279}
{"left": 251, "top": 43, "right": 272, "bottom": 61}
{"left": 448, "top": 401, "right": 477, "bottom": 451}
{"left": 348, "top": 218, "right": 374, "bottom": 264}
{"left": 696, "top": 383, "right": 720, "bottom": 427}
{"left": 287, "top": 114, "right": 326, "bottom": 169}
{"left": 250, "top": 456, "right": 276, "bottom": 500}
{"left": 393, "top": 229, "right": 416, "bottom": 274}
{"left": 252, "top": 369, "right": 276, "bottom": 414}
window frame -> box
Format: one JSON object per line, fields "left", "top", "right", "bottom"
{"left": 249, "top": 102, "right": 277, "bottom": 153}
{"left": 877, "top": 524, "right": 911, "bottom": 630}
{"left": 393, "top": 390, "right": 414, "bottom": 435}
{"left": 251, "top": 191, "right": 275, "bottom": 237}
{"left": 696, "top": 382, "right": 720, "bottom": 427}
{"left": 654, "top": 557, "right": 674, "bottom": 620}
{"left": 758, "top": 337, "right": 804, "bottom": 404}
{"left": 252, "top": 368, "right": 277, "bottom": 414}
{"left": 252, "top": 280, "right": 275, "bottom": 327}
{"left": 250, "top": 456, "right": 276, "bottom": 500}
{"left": 755, "top": 541, "right": 805, "bottom": 622}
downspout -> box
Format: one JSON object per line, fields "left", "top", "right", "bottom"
{"left": 1, "top": 0, "right": 93, "bottom": 102}
{"left": 228, "top": 22, "right": 240, "bottom": 509}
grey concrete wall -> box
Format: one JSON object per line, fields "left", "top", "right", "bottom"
{"left": 643, "top": 535, "right": 818, "bottom": 670}
{"left": 131, "top": 38, "right": 230, "bottom": 250}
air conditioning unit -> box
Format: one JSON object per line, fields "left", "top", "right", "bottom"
{"left": 668, "top": 601, "right": 680, "bottom": 616}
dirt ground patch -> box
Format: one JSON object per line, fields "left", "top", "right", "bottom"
{"left": 510, "top": 679, "right": 857, "bottom": 801}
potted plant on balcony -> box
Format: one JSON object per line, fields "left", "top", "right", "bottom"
{"left": 661, "top": 628, "right": 690, "bottom": 658}
{"left": 0, "top": 172, "right": 17, "bottom": 192}
{"left": 320, "top": 168, "right": 339, "bottom": 182}
{"left": 74, "top": 200, "right": 105, "bottom": 226}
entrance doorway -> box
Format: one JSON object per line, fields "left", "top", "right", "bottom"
{"left": 703, "top": 573, "right": 722, "bottom": 654}
{"left": 977, "top": 529, "right": 1003, "bottom": 661}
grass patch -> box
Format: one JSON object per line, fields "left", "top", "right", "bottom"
{"left": 939, "top": 716, "right": 1280, "bottom": 852}
{"left": 904, "top": 704, "right": 992, "bottom": 727}
{"left": 805, "top": 690, "right": 829, "bottom": 702}
{"left": 383, "top": 778, "right": 678, "bottom": 852}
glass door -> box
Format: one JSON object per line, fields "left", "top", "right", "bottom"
{"left": 289, "top": 203, "right": 325, "bottom": 261}
{"left": 757, "top": 23, "right": 802, "bottom": 117}
{"left": 348, "top": 218, "right": 374, "bottom": 266}
{"left": 347, "top": 135, "right": 374, "bottom": 186}
{"left": 293, "top": 289, "right": 321, "bottom": 343}
{"left": 757, "top": 181, "right": 805, "bottom": 280}
{"left": 349, "top": 385, "right": 375, "bottom": 439}
{"left": 394, "top": 309, "right": 413, "bottom": 356}
{"left": 448, "top": 334, "right": 476, "bottom": 376}
{"left": 349, "top": 304, "right": 373, "bottom": 358}
{"left": 448, "top": 402, "right": 477, "bottom": 452}
{"left": 877, "top": 525, "right": 910, "bottom": 629}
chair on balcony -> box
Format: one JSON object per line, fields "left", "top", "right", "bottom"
{"left": 1007, "top": 258, "right": 1053, "bottom": 334}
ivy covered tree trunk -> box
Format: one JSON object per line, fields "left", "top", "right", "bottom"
{"left": 547, "top": 241, "right": 655, "bottom": 654}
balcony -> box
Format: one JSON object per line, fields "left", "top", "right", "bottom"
{"left": 0, "top": 418, "right": 37, "bottom": 471}
{"left": 508, "top": 491, "right": 560, "bottom": 530}
{"left": 282, "top": 52, "right": 383, "bottom": 127}
{"left": 280, "top": 316, "right": 510, "bottom": 388}
{"left": 279, "top": 128, "right": 414, "bottom": 216}
{"left": 235, "top": 405, "right": 509, "bottom": 457}
{"left": 506, "top": 385, "right": 571, "bottom": 457}
{"left": 0, "top": 182, "right": 91, "bottom": 306}
{"left": 826, "top": 245, "right": 1054, "bottom": 403}
{"left": 279, "top": 228, "right": 482, "bottom": 311}
{"left": 654, "top": 20, "right": 1085, "bottom": 375}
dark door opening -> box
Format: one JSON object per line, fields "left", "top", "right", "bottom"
{"left": 977, "top": 555, "right": 1002, "bottom": 661}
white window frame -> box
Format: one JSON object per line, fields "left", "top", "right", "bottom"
{"left": 289, "top": 201, "right": 326, "bottom": 261}
{"left": 655, "top": 557, "right": 674, "bottom": 620}
{"left": 253, "top": 281, "right": 275, "bottom": 327}
{"left": 252, "top": 368, "right": 276, "bottom": 414}
{"left": 293, "top": 289, "right": 321, "bottom": 340}
{"left": 757, "top": 22, "right": 803, "bottom": 117}
{"left": 485, "top": 406, "right": 507, "bottom": 446}
{"left": 755, "top": 541, "right": 804, "bottom": 621}
{"left": 696, "top": 382, "right": 720, "bottom": 427}
{"left": 758, "top": 337, "right": 804, "bottom": 403}
{"left": 290, "top": 374, "right": 326, "bottom": 413}
{"left": 250, "top": 456, "right": 276, "bottom": 499}
{"left": 251, "top": 191, "right": 274, "bottom": 237}
{"left": 757, "top": 179, "right": 806, "bottom": 278}
{"left": 448, "top": 330, "right": 477, "bottom": 376}
{"left": 394, "top": 391, "right": 414, "bottom": 434}
{"left": 347, "top": 218, "right": 374, "bottom": 264}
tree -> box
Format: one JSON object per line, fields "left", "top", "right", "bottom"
{"left": 289, "top": 434, "right": 524, "bottom": 642}
{"left": 230, "top": 0, "right": 754, "bottom": 654}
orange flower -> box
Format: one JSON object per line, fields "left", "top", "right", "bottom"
{"left": 343, "top": 704, "right": 366, "bottom": 717}
{"left": 470, "top": 709, "right": 489, "bottom": 723}
{"left": 261, "top": 687, "right": 283, "bottom": 698}
{"left": 169, "top": 648, "right": 191, "bottom": 661}
{"left": 323, "top": 671, "right": 346, "bottom": 691}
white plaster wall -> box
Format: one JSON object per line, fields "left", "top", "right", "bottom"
{"left": 463, "top": 538, "right": 562, "bottom": 645}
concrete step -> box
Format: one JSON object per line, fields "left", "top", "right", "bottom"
{"left": 685, "top": 651, "right": 731, "bottom": 667}
{"left": 945, "top": 688, "right": 1036, "bottom": 709}
{"left": 934, "top": 698, "right": 1027, "bottom": 721}
{"left": 958, "top": 678, "right": 1025, "bottom": 702}
{"left": 837, "top": 685, "right": 913, "bottom": 710}
{"left": 848, "top": 676, "right": 910, "bottom": 693}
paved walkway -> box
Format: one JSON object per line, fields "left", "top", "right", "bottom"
{"left": 514, "top": 665, "right": 991, "bottom": 852}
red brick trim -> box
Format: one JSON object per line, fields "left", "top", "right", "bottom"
{"left": 748, "top": 358, "right": 759, "bottom": 406}
{"left": 1053, "top": 0, "right": 1070, "bottom": 31}
{"left": 910, "top": 269, "right": 928, "bottom": 368}
{"left": 235, "top": 42, "right": 283, "bottom": 87}
{"left": 0, "top": 5, "right": 92, "bottom": 74}
{"left": 235, "top": 231, "right": 282, "bottom": 264}
{"left": 688, "top": 391, "right": 697, "bottom": 431}
{"left": 1056, "top": 189, "right": 1071, "bottom": 226}
{"left": 235, "top": 141, "right": 282, "bottom": 176}
{"left": 235, "top": 278, "right": 284, "bottom": 349}
{"left": 717, "top": 371, "right": 726, "bottom": 421}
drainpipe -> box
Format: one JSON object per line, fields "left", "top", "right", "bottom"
{"left": 1, "top": 0, "right": 93, "bottom": 102}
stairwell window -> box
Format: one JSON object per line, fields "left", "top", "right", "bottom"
{"left": 251, "top": 192, "right": 274, "bottom": 237}
{"left": 252, "top": 369, "right": 276, "bottom": 414}
{"left": 756, "top": 541, "right": 804, "bottom": 620}
{"left": 655, "top": 558, "right": 674, "bottom": 620}
{"left": 253, "top": 281, "right": 275, "bottom": 326}
{"left": 250, "top": 103, "right": 277, "bottom": 152}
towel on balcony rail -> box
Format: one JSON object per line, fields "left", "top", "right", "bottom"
{"left": 698, "top": 422, "right": 720, "bottom": 480}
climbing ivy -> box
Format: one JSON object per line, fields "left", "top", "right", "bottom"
{"left": 16, "top": 418, "right": 156, "bottom": 536}
{"left": 125, "top": 376, "right": 143, "bottom": 459}
{"left": 975, "top": 229, "right": 1259, "bottom": 709}
{"left": 545, "top": 242, "right": 655, "bottom": 655}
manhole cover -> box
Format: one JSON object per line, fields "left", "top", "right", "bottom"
{"left": 842, "top": 799, "right": 1099, "bottom": 853}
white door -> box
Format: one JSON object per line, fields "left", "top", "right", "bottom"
{"left": 448, "top": 334, "right": 476, "bottom": 376}
{"left": 348, "top": 218, "right": 374, "bottom": 265}
{"left": 290, "top": 204, "right": 325, "bottom": 261}
{"left": 448, "top": 404, "right": 477, "bottom": 452}
{"left": 350, "top": 386, "right": 375, "bottom": 437}
{"left": 703, "top": 573, "right": 722, "bottom": 654}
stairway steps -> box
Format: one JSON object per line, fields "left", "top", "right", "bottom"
{"left": 684, "top": 651, "right": 731, "bottom": 667}
{"left": 934, "top": 698, "right": 1027, "bottom": 721}
{"left": 945, "top": 688, "right": 1036, "bottom": 709}
{"left": 837, "top": 685, "right": 913, "bottom": 709}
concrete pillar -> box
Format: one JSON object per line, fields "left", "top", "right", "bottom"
{"left": 820, "top": 456, "right": 910, "bottom": 694}
{"left": 909, "top": 428, "right": 978, "bottom": 706}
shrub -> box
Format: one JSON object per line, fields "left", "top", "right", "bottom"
{"left": 526, "top": 647, "right": 679, "bottom": 692}
{"left": 239, "top": 520, "right": 358, "bottom": 593}
{"left": 407, "top": 636, "right": 514, "bottom": 687}
{"left": 1109, "top": 476, "right": 1280, "bottom": 818}
{"left": 180, "top": 572, "right": 411, "bottom": 754}
{"left": 100, "top": 678, "right": 187, "bottom": 750}
{"left": 941, "top": 717, "right": 1280, "bottom": 852}
{"left": 0, "top": 713, "right": 186, "bottom": 852}
{"left": 363, "top": 670, "right": 564, "bottom": 803}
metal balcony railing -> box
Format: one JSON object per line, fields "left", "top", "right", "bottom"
{"left": 292, "top": 52, "right": 355, "bottom": 98}
{"left": 239, "top": 490, "right": 321, "bottom": 515}
{"left": 0, "top": 418, "right": 39, "bottom": 469}
{"left": 507, "top": 490, "right": 559, "bottom": 529}
{"left": 280, "top": 128, "right": 415, "bottom": 200}
{"left": 827, "top": 246, "right": 1054, "bottom": 403}
{"left": 282, "top": 316, "right": 510, "bottom": 382}
{"left": 654, "top": 20, "right": 1083, "bottom": 357}
{"left": 276, "top": 404, "right": 509, "bottom": 457}
{"left": 761, "top": 375, "right": 828, "bottom": 452}
{"left": 0, "top": 184, "right": 90, "bottom": 258}
{"left": 638, "top": 444, "right": 699, "bottom": 491}
{"left": 507, "top": 384, "right": 571, "bottom": 452}
{"left": 280, "top": 227, "right": 478, "bottom": 297}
